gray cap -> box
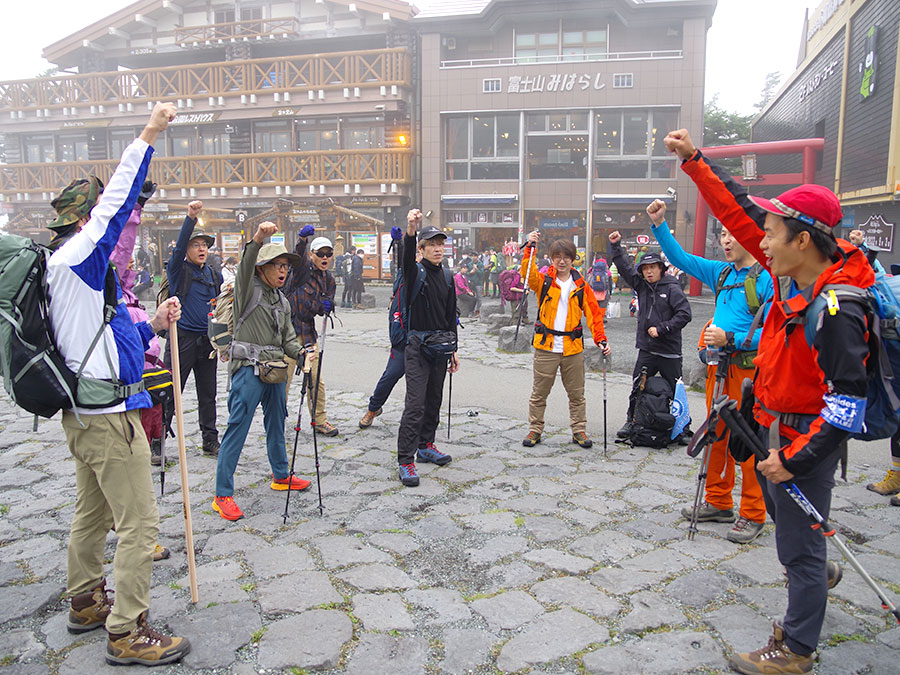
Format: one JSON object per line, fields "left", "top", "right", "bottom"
{"left": 417, "top": 225, "right": 447, "bottom": 243}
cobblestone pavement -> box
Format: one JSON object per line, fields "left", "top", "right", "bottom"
{"left": 1, "top": 294, "right": 899, "bottom": 674}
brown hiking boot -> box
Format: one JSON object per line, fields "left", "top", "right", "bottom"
{"left": 315, "top": 420, "right": 339, "bottom": 437}
{"left": 572, "top": 432, "right": 593, "bottom": 448}
{"left": 359, "top": 408, "right": 382, "bottom": 429}
{"left": 106, "top": 611, "right": 191, "bottom": 666}
{"left": 728, "top": 622, "right": 814, "bottom": 674}
{"left": 68, "top": 579, "right": 113, "bottom": 634}
{"left": 866, "top": 469, "right": 900, "bottom": 495}
{"left": 152, "top": 543, "right": 170, "bottom": 561}
{"left": 522, "top": 431, "right": 542, "bottom": 447}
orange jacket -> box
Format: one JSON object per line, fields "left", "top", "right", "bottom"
{"left": 521, "top": 252, "right": 606, "bottom": 356}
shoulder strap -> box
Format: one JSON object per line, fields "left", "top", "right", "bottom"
{"left": 714, "top": 266, "right": 731, "bottom": 299}
{"left": 744, "top": 262, "right": 763, "bottom": 315}
{"left": 233, "top": 283, "right": 264, "bottom": 338}
{"left": 538, "top": 275, "right": 553, "bottom": 310}
{"left": 409, "top": 262, "right": 427, "bottom": 305}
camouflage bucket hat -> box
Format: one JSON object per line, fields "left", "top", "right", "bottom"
{"left": 48, "top": 176, "right": 104, "bottom": 230}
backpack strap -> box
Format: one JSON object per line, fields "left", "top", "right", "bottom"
{"left": 715, "top": 263, "right": 764, "bottom": 316}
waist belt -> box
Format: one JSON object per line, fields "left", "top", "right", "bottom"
{"left": 533, "top": 321, "right": 582, "bottom": 345}
{"left": 231, "top": 340, "right": 281, "bottom": 366}
{"left": 731, "top": 349, "right": 757, "bottom": 370}
{"left": 760, "top": 403, "right": 817, "bottom": 449}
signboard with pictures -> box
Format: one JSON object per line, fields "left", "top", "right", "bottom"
{"left": 859, "top": 214, "right": 894, "bottom": 252}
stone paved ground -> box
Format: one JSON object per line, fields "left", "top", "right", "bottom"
{"left": 1, "top": 293, "right": 899, "bottom": 674}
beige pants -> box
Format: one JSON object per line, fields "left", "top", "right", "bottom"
{"left": 285, "top": 346, "right": 327, "bottom": 425}
{"left": 528, "top": 349, "right": 586, "bottom": 435}
{"left": 62, "top": 409, "right": 158, "bottom": 633}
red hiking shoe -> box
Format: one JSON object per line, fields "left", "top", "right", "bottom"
{"left": 270, "top": 474, "right": 311, "bottom": 491}
{"left": 212, "top": 496, "right": 244, "bottom": 521}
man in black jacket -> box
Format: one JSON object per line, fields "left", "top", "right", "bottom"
{"left": 609, "top": 232, "right": 692, "bottom": 437}
{"left": 396, "top": 210, "right": 460, "bottom": 487}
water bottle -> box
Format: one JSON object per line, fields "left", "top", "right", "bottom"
{"left": 706, "top": 324, "right": 719, "bottom": 365}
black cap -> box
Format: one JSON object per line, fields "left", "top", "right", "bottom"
{"left": 417, "top": 225, "right": 447, "bottom": 243}
{"left": 636, "top": 252, "right": 666, "bottom": 270}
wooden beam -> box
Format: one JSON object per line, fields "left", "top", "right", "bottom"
{"left": 162, "top": 0, "right": 183, "bottom": 13}
{"left": 108, "top": 27, "right": 131, "bottom": 40}
{"left": 134, "top": 14, "right": 157, "bottom": 28}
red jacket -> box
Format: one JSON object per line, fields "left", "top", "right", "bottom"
{"left": 683, "top": 151, "right": 872, "bottom": 476}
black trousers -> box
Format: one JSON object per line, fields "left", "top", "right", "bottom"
{"left": 627, "top": 349, "right": 682, "bottom": 418}
{"left": 164, "top": 329, "right": 218, "bottom": 444}
{"left": 341, "top": 278, "right": 353, "bottom": 305}
{"left": 397, "top": 337, "right": 448, "bottom": 465}
{"left": 756, "top": 422, "right": 839, "bottom": 656}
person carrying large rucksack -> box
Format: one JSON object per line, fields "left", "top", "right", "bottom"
{"left": 667, "top": 128, "right": 871, "bottom": 673}
{"left": 162, "top": 200, "right": 222, "bottom": 457}
{"left": 589, "top": 256, "right": 611, "bottom": 308}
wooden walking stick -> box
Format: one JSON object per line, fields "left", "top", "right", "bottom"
{"left": 168, "top": 320, "right": 199, "bottom": 603}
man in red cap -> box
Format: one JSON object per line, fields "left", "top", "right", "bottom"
{"left": 665, "top": 129, "right": 871, "bottom": 674}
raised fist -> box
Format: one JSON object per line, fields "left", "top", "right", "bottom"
{"left": 608, "top": 231, "right": 622, "bottom": 244}
{"left": 148, "top": 102, "right": 177, "bottom": 132}
{"left": 254, "top": 221, "right": 278, "bottom": 243}
{"left": 187, "top": 200, "right": 203, "bottom": 219}
{"left": 646, "top": 199, "right": 667, "bottom": 225}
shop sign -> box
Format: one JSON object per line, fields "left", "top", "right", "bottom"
{"left": 60, "top": 120, "right": 110, "bottom": 129}
{"left": 352, "top": 233, "right": 378, "bottom": 255}
{"left": 350, "top": 198, "right": 382, "bottom": 207}
{"left": 291, "top": 207, "right": 319, "bottom": 223}
{"left": 859, "top": 214, "right": 894, "bottom": 252}
{"left": 540, "top": 218, "right": 579, "bottom": 229}
{"left": 272, "top": 108, "right": 297, "bottom": 117}
{"left": 636, "top": 234, "right": 651, "bottom": 245}
{"left": 859, "top": 25, "right": 878, "bottom": 102}
{"left": 507, "top": 73, "right": 605, "bottom": 94}
{"left": 169, "top": 112, "right": 221, "bottom": 125}
{"left": 807, "top": 0, "right": 845, "bottom": 42}
{"left": 799, "top": 58, "right": 840, "bottom": 102}
{"left": 270, "top": 233, "right": 285, "bottom": 246}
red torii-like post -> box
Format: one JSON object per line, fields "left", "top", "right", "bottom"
{"left": 688, "top": 137, "right": 825, "bottom": 296}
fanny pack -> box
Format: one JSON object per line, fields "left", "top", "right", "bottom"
{"left": 257, "top": 359, "right": 289, "bottom": 384}
{"left": 142, "top": 366, "right": 173, "bottom": 408}
{"left": 411, "top": 329, "right": 457, "bottom": 360}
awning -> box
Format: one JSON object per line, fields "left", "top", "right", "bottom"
{"left": 441, "top": 194, "right": 518, "bottom": 205}
{"left": 592, "top": 193, "right": 675, "bottom": 204}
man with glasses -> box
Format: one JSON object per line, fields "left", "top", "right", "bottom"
{"left": 164, "top": 199, "right": 223, "bottom": 457}
{"left": 284, "top": 227, "right": 340, "bottom": 436}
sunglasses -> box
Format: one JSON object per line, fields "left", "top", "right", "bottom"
{"left": 313, "top": 249, "right": 334, "bottom": 258}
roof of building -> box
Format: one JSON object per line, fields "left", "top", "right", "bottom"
{"left": 413, "top": 0, "right": 716, "bottom": 23}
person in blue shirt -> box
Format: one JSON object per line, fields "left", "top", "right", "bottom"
{"left": 648, "top": 198, "right": 773, "bottom": 544}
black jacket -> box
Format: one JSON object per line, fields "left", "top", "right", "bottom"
{"left": 612, "top": 242, "right": 691, "bottom": 356}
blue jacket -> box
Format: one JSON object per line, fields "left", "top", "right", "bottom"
{"left": 651, "top": 222, "right": 773, "bottom": 351}
{"left": 166, "top": 216, "right": 221, "bottom": 332}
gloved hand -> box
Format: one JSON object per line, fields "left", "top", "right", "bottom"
{"left": 321, "top": 298, "right": 334, "bottom": 314}
{"left": 137, "top": 180, "right": 157, "bottom": 207}
{"left": 300, "top": 225, "right": 315, "bottom": 238}
{"left": 390, "top": 226, "right": 403, "bottom": 241}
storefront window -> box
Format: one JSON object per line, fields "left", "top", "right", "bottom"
{"left": 110, "top": 129, "right": 139, "bottom": 159}
{"left": 254, "top": 121, "right": 291, "bottom": 153}
{"left": 199, "top": 126, "right": 231, "bottom": 155}
{"left": 622, "top": 112, "right": 649, "bottom": 155}
{"left": 497, "top": 115, "right": 519, "bottom": 157}
{"left": 446, "top": 117, "right": 468, "bottom": 160}
{"left": 593, "top": 109, "right": 679, "bottom": 179}
{"left": 57, "top": 136, "right": 89, "bottom": 162}
{"left": 527, "top": 135, "right": 587, "bottom": 179}
{"left": 472, "top": 116, "right": 495, "bottom": 157}
{"left": 651, "top": 110, "right": 678, "bottom": 156}
{"left": 444, "top": 114, "right": 520, "bottom": 180}
{"left": 23, "top": 136, "right": 54, "bottom": 163}
{"left": 169, "top": 128, "right": 197, "bottom": 157}
{"left": 595, "top": 111, "right": 620, "bottom": 155}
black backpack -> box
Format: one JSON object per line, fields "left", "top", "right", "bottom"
{"left": 627, "top": 371, "right": 675, "bottom": 448}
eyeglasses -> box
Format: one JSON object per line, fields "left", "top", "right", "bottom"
{"left": 551, "top": 255, "right": 573, "bottom": 263}
{"left": 313, "top": 250, "right": 333, "bottom": 258}
{"left": 267, "top": 262, "right": 290, "bottom": 271}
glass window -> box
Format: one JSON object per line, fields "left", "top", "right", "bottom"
{"left": 527, "top": 135, "right": 587, "bottom": 179}
{"left": 254, "top": 121, "right": 290, "bottom": 153}
{"left": 651, "top": 110, "right": 679, "bottom": 156}
{"left": 57, "top": 136, "right": 89, "bottom": 162}
{"left": 595, "top": 111, "right": 621, "bottom": 155}
{"left": 319, "top": 128, "right": 338, "bottom": 151}
{"left": 569, "top": 112, "right": 588, "bottom": 131}
{"left": 169, "top": 128, "right": 197, "bottom": 157}
{"left": 650, "top": 159, "right": 676, "bottom": 179}
{"left": 516, "top": 32, "right": 558, "bottom": 61}
{"left": 548, "top": 114, "right": 567, "bottom": 131}
{"left": 471, "top": 163, "right": 518, "bottom": 180}
{"left": 24, "top": 136, "right": 54, "bottom": 163}
{"left": 199, "top": 126, "right": 230, "bottom": 155}
{"left": 515, "top": 34, "right": 536, "bottom": 47}
{"left": 446, "top": 162, "right": 468, "bottom": 180}
{"left": 527, "top": 114, "right": 546, "bottom": 132}
{"left": 110, "top": 130, "right": 137, "bottom": 159}
{"left": 622, "top": 112, "right": 649, "bottom": 155}
{"left": 595, "top": 159, "right": 648, "bottom": 179}
{"left": 446, "top": 117, "right": 468, "bottom": 160}
{"left": 472, "top": 116, "right": 495, "bottom": 158}
{"left": 496, "top": 115, "right": 519, "bottom": 157}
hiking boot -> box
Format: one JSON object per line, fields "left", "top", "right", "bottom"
{"left": 314, "top": 420, "right": 339, "bottom": 437}
{"left": 271, "top": 474, "right": 311, "bottom": 491}
{"left": 728, "top": 622, "right": 813, "bottom": 674}
{"left": 417, "top": 442, "right": 452, "bottom": 466}
{"left": 616, "top": 421, "right": 634, "bottom": 439}
{"left": 359, "top": 408, "right": 382, "bottom": 429}
{"left": 727, "top": 517, "right": 765, "bottom": 544}
{"left": 522, "top": 431, "right": 542, "bottom": 447}
{"left": 202, "top": 438, "right": 220, "bottom": 457}
{"left": 150, "top": 438, "right": 162, "bottom": 466}
{"left": 892, "top": 495, "right": 900, "bottom": 507}
{"left": 680, "top": 501, "right": 736, "bottom": 523}
{"left": 152, "top": 544, "right": 170, "bottom": 561}
{"left": 782, "top": 560, "right": 843, "bottom": 590}
{"left": 572, "top": 432, "right": 593, "bottom": 448}
{"left": 866, "top": 469, "right": 900, "bottom": 495}
{"left": 106, "top": 611, "right": 191, "bottom": 666}
{"left": 67, "top": 579, "right": 113, "bottom": 634}
{"left": 212, "top": 496, "right": 244, "bottom": 521}
{"left": 398, "top": 463, "right": 419, "bottom": 487}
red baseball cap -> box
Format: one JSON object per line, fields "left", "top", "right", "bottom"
{"left": 748, "top": 184, "right": 842, "bottom": 235}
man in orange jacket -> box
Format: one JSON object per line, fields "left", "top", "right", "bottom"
{"left": 520, "top": 230, "right": 611, "bottom": 449}
{"left": 666, "top": 128, "right": 871, "bottom": 675}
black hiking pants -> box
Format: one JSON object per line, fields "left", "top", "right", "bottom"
{"left": 164, "top": 329, "right": 218, "bottom": 445}
{"left": 397, "top": 337, "right": 448, "bottom": 465}
{"left": 627, "top": 349, "right": 682, "bottom": 419}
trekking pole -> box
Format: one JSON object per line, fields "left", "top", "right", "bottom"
{"left": 714, "top": 397, "right": 900, "bottom": 624}
{"left": 447, "top": 369, "right": 452, "bottom": 440}
{"left": 513, "top": 241, "right": 536, "bottom": 345}
{"left": 601, "top": 342, "right": 608, "bottom": 459}
{"left": 309, "top": 313, "right": 330, "bottom": 516}
{"left": 283, "top": 350, "right": 309, "bottom": 524}
{"left": 159, "top": 429, "right": 167, "bottom": 497}
{"left": 686, "top": 358, "right": 728, "bottom": 540}
{"left": 168, "top": 320, "right": 199, "bottom": 603}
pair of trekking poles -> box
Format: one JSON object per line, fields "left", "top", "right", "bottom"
{"left": 686, "top": 370, "right": 900, "bottom": 623}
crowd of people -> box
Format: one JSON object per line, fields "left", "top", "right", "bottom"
{"left": 34, "top": 101, "right": 898, "bottom": 675}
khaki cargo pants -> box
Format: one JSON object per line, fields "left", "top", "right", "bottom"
{"left": 285, "top": 344, "right": 327, "bottom": 426}
{"left": 528, "top": 349, "right": 587, "bottom": 435}
{"left": 62, "top": 409, "right": 158, "bottom": 634}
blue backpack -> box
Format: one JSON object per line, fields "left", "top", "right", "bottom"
{"left": 388, "top": 263, "right": 453, "bottom": 349}
{"left": 799, "top": 273, "right": 900, "bottom": 441}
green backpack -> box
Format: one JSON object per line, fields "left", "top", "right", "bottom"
{"left": 0, "top": 234, "right": 143, "bottom": 420}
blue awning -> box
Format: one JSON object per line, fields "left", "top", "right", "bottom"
{"left": 441, "top": 194, "right": 518, "bottom": 205}
{"left": 592, "top": 193, "right": 675, "bottom": 204}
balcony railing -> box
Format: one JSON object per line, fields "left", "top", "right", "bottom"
{"left": 0, "top": 48, "right": 411, "bottom": 113}
{"left": 174, "top": 17, "right": 300, "bottom": 44}
{"left": 440, "top": 50, "right": 683, "bottom": 68}
{"left": 0, "top": 149, "right": 413, "bottom": 194}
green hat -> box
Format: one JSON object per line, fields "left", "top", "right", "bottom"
{"left": 48, "top": 176, "right": 104, "bottom": 230}
{"left": 188, "top": 224, "right": 215, "bottom": 248}
{"left": 255, "top": 243, "right": 301, "bottom": 267}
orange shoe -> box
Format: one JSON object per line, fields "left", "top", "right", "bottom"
{"left": 270, "top": 474, "right": 311, "bottom": 491}
{"left": 212, "top": 496, "right": 244, "bottom": 521}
